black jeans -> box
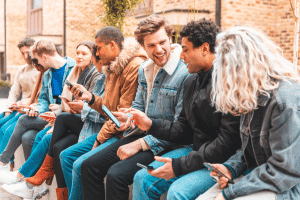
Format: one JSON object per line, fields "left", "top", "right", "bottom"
{"left": 81, "top": 135, "right": 169, "bottom": 200}
{"left": 48, "top": 112, "right": 84, "bottom": 188}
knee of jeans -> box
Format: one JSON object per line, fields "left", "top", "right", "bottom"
{"left": 167, "top": 183, "right": 187, "bottom": 200}
{"left": 59, "top": 150, "right": 68, "bottom": 168}
{"left": 72, "top": 158, "right": 83, "bottom": 175}
{"left": 21, "top": 133, "right": 31, "bottom": 146}
{"left": 18, "top": 114, "right": 29, "bottom": 125}
{"left": 133, "top": 169, "right": 148, "bottom": 188}
{"left": 106, "top": 164, "right": 123, "bottom": 183}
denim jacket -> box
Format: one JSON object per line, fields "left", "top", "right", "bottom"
{"left": 223, "top": 80, "right": 300, "bottom": 200}
{"left": 124, "top": 44, "right": 190, "bottom": 155}
{"left": 79, "top": 74, "right": 106, "bottom": 142}
{"left": 35, "top": 57, "right": 75, "bottom": 114}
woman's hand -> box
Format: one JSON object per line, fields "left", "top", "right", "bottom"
{"left": 68, "top": 84, "right": 92, "bottom": 102}
{"left": 40, "top": 112, "right": 56, "bottom": 124}
{"left": 68, "top": 100, "right": 84, "bottom": 114}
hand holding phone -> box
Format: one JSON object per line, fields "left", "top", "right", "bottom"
{"left": 137, "top": 163, "right": 155, "bottom": 170}
{"left": 102, "top": 105, "right": 121, "bottom": 128}
{"left": 65, "top": 80, "right": 83, "bottom": 97}
{"left": 59, "top": 95, "right": 70, "bottom": 103}
{"left": 39, "top": 113, "right": 56, "bottom": 119}
{"left": 203, "top": 162, "right": 234, "bottom": 184}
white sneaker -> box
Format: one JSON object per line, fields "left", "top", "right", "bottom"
{"left": 33, "top": 182, "right": 49, "bottom": 199}
{"left": 0, "top": 163, "right": 10, "bottom": 172}
{"left": 0, "top": 171, "right": 20, "bottom": 184}
{"left": 1, "top": 181, "right": 33, "bottom": 199}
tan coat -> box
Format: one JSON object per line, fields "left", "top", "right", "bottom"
{"left": 90, "top": 37, "right": 147, "bottom": 143}
{"left": 5, "top": 64, "right": 39, "bottom": 112}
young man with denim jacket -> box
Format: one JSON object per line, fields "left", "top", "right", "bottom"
{"left": 197, "top": 27, "right": 300, "bottom": 200}
{"left": 0, "top": 40, "right": 75, "bottom": 171}
{"left": 72, "top": 15, "right": 190, "bottom": 199}
{"left": 129, "top": 19, "right": 241, "bottom": 200}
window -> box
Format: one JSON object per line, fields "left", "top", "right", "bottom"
{"left": 32, "top": 0, "right": 43, "bottom": 9}
{"left": 27, "top": 0, "right": 43, "bottom": 35}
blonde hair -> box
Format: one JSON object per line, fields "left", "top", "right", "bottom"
{"left": 211, "top": 26, "right": 300, "bottom": 116}
{"left": 32, "top": 40, "right": 57, "bottom": 57}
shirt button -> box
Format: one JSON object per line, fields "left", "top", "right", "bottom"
{"left": 155, "top": 81, "right": 159, "bottom": 84}
{"left": 150, "top": 100, "right": 154, "bottom": 103}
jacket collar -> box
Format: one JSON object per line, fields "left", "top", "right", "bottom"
{"left": 142, "top": 44, "right": 182, "bottom": 76}
{"left": 103, "top": 37, "right": 143, "bottom": 76}
{"left": 257, "top": 92, "right": 271, "bottom": 107}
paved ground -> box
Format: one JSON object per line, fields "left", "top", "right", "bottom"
{"left": 0, "top": 98, "right": 22, "bottom": 199}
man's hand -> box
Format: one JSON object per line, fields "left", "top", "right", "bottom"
{"left": 108, "top": 111, "right": 131, "bottom": 131}
{"left": 68, "top": 84, "right": 92, "bottom": 102}
{"left": 122, "top": 108, "right": 152, "bottom": 131}
{"left": 19, "top": 105, "right": 39, "bottom": 117}
{"left": 92, "top": 140, "right": 100, "bottom": 150}
{"left": 68, "top": 100, "right": 84, "bottom": 114}
{"left": 49, "top": 104, "right": 60, "bottom": 111}
{"left": 216, "top": 193, "right": 226, "bottom": 200}
{"left": 209, "top": 164, "right": 233, "bottom": 189}
{"left": 117, "top": 140, "right": 142, "bottom": 160}
{"left": 147, "top": 156, "right": 175, "bottom": 180}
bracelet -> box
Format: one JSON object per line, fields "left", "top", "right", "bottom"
{"left": 88, "top": 94, "right": 95, "bottom": 106}
{"left": 96, "top": 138, "right": 101, "bottom": 145}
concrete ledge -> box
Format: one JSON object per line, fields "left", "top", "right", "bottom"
{"left": 14, "top": 145, "right": 57, "bottom": 200}
{"left": 15, "top": 145, "right": 167, "bottom": 200}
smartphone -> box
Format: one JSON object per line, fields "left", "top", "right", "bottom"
{"left": 58, "top": 95, "right": 70, "bottom": 102}
{"left": 203, "top": 162, "right": 234, "bottom": 184}
{"left": 102, "top": 105, "right": 121, "bottom": 128}
{"left": 39, "top": 113, "right": 56, "bottom": 119}
{"left": 65, "top": 80, "right": 83, "bottom": 97}
{"left": 137, "top": 163, "right": 155, "bottom": 170}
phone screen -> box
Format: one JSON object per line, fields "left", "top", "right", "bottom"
{"left": 102, "top": 105, "right": 121, "bottom": 128}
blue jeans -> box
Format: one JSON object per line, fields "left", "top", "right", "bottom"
{"left": 0, "top": 111, "right": 18, "bottom": 142}
{"left": 0, "top": 113, "right": 22, "bottom": 154}
{"left": 18, "top": 127, "right": 52, "bottom": 177}
{"left": 60, "top": 134, "right": 119, "bottom": 200}
{"left": 0, "top": 115, "right": 48, "bottom": 163}
{"left": 133, "top": 146, "right": 215, "bottom": 200}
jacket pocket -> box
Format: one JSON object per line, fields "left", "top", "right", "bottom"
{"left": 157, "top": 88, "right": 177, "bottom": 120}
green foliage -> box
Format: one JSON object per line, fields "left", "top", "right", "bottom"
{"left": 0, "top": 80, "right": 11, "bottom": 88}
{"left": 99, "top": 0, "right": 143, "bottom": 32}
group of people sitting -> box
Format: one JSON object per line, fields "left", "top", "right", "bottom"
{"left": 0, "top": 14, "right": 299, "bottom": 200}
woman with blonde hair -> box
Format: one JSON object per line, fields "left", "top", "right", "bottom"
{"left": 197, "top": 26, "right": 300, "bottom": 200}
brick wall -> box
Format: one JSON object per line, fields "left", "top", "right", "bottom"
{"left": 5, "top": 0, "right": 28, "bottom": 81}
{"left": 276, "top": 0, "right": 295, "bottom": 62}
{"left": 43, "top": 0, "right": 64, "bottom": 36}
{"left": 65, "top": 0, "right": 104, "bottom": 59}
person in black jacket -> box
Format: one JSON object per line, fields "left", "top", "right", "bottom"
{"left": 127, "top": 19, "right": 242, "bottom": 200}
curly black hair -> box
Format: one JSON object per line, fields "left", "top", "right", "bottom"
{"left": 180, "top": 18, "right": 219, "bottom": 53}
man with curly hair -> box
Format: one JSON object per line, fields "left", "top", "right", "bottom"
{"left": 131, "top": 18, "right": 241, "bottom": 200}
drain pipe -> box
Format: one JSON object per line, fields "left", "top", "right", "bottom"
{"left": 63, "top": 0, "right": 66, "bottom": 56}
{"left": 216, "top": 0, "right": 221, "bottom": 28}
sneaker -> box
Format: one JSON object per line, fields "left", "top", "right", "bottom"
{"left": 1, "top": 181, "right": 33, "bottom": 199}
{"left": 0, "top": 171, "right": 21, "bottom": 184}
{"left": 0, "top": 163, "right": 10, "bottom": 172}
{"left": 33, "top": 182, "right": 49, "bottom": 199}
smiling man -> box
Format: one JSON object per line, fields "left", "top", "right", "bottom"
{"left": 130, "top": 19, "right": 242, "bottom": 200}
{"left": 74, "top": 14, "right": 190, "bottom": 200}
